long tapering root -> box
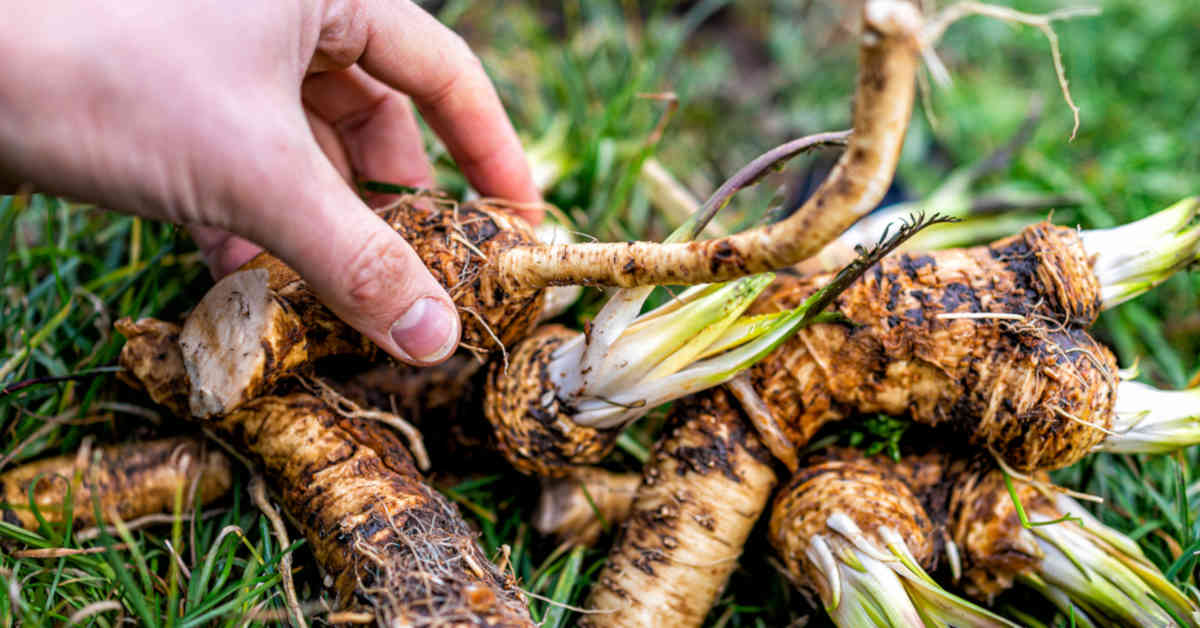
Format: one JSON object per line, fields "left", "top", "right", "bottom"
{"left": 582, "top": 390, "right": 776, "bottom": 628}
{"left": 0, "top": 437, "right": 232, "bottom": 531}
{"left": 498, "top": 2, "right": 921, "bottom": 289}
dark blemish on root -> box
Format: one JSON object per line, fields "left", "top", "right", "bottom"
{"left": 260, "top": 339, "right": 276, "bottom": 371}
{"left": 898, "top": 254, "right": 934, "bottom": 279}
{"left": 940, "top": 282, "right": 982, "bottom": 313}
{"left": 709, "top": 241, "right": 740, "bottom": 275}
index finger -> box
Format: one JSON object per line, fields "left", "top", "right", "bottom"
{"left": 348, "top": 1, "right": 542, "bottom": 222}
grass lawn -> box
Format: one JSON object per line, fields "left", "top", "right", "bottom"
{"left": 2, "top": 1, "right": 1199, "bottom": 625}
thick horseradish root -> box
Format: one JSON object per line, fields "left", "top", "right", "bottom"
{"left": 214, "top": 394, "right": 533, "bottom": 626}
{"left": 945, "top": 467, "right": 1197, "bottom": 626}
{"left": 0, "top": 437, "right": 231, "bottom": 531}
{"left": 485, "top": 213, "right": 948, "bottom": 477}
{"left": 768, "top": 446, "right": 1199, "bottom": 626}
{"left": 769, "top": 450, "right": 1013, "bottom": 627}
{"left": 746, "top": 201, "right": 1200, "bottom": 472}
{"left": 581, "top": 389, "right": 776, "bottom": 628}
{"left": 118, "top": 323, "right": 533, "bottom": 626}
{"left": 884, "top": 449, "right": 1200, "bottom": 626}
{"left": 181, "top": 198, "right": 545, "bottom": 418}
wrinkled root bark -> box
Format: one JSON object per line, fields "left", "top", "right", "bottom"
{"left": 582, "top": 390, "right": 776, "bottom": 628}
{"left": 118, "top": 319, "right": 534, "bottom": 626}
{"left": 179, "top": 198, "right": 544, "bottom": 418}
{"left": 0, "top": 437, "right": 231, "bottom": 531}
{"left": 747, "top": 222, "right": 1118, "bottom": 472}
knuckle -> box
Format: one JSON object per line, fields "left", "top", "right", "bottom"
{"left": 343, "top": 230, "right": 421, "bottom": 312}
{"left": 316, "top": 0, "right": 369, "bottom": 67}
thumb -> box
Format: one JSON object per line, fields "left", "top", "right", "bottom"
{"left": 231, "top": 137, "right": 460, "bottom": 366}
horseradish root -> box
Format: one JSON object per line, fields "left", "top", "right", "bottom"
{"left": 900, "top": 452, "right": 1200, "bottom": 626}
{"left": 210, "top": 393, "right": 533, "bottom": 625}
{"left": 179, "top": 0, "right": 927, "bottom": 419}
{"left": 769, "top": 450, "right": 1013, "bottom": 627}
{"left": 0, "top": 437, "right": 231, "bottom": 531}
{"left": 115, "top": 317, "right": 191, "bottom": 417}
{"left": 498, "top": 0, "right": 922, "bottom": 288}
{"left": 747, "top": 202, "right": 1200, "bottom": 472}
{"left": 181, "top": 198, "right": 544, "bottom": 417}
{"left": 581, "top": 389, "right": 776, "bottom": 628}
{"left": 119, "top": 323, "right": 533, "bottom": 625}
{"left": 485, "top": 214, "right": 944, "bottom": 477}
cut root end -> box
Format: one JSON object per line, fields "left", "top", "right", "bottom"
{"left": 179, "top": 268, "right": 306, "bottom": 418}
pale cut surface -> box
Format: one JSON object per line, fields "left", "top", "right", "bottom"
{"left": 180, "top": 268, "right": 307, "bottom": 417}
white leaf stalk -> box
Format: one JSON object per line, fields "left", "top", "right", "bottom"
{"left": 1099, "top": 380, "right": 1200, "bottom": 454}
{"left": 1081, "top": 197, "right": 1200, "bottom": 309}
{"left": 813, "top": 513, "right": 1015, "bottom": 628}
{"left": 560, "top": 218, "right": 702, "bottom": 401}
{"left": 551, "top": 210, "right": 804, "bottom": 430}
{"left": 552, "top": 212, "right": 945, "bottom": 431}
{"left": 1016, "top": 494, "right": 1199, "bottom": 627}
{"left": 550, "top": 273, "right": 777, "bottom": 430}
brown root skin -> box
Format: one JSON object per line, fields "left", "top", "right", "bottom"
{"left": 856, "top": 449, "right": 1068, "bottom": 601}
{"left": 583, "top": 389, "right": 776, "bottom": 628}
{"left": 0, "top": 437, "right": 231, "bottom": 531}
{"left": 331, "top": 354, "right": 484, "bottom": 419}
{"left": 497, "top": 1, "right": 920, "bottom": 289}
{"left": 117, "top": 321, "right": 533, "bottom": 625}
{"left": 880, "top": 449, "right": 1055, "bottom": 601}
{"left": 180, "top": 198, "right": 544, "bottom": 418}
{"left": 115, "top": 317, "right": 191, "bottom": 417}
{"left": 746, "top": 222, "right": 1117, "bottom": 472}
{"left": 533, "top": 468, "right": 640, "bottom": 547}
{"left": 484, "top": 325, "right": 619, "bottom": 477}
{"left": 768, "top": 450, "right": 937, "bottom": 602}
{"left": 944, "top": 466, "right": 1049, "bottom": 601}
{"left": 212, "top": 393, "right": 533, "bottom": 626}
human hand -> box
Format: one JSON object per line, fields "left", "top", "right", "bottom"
{"left": 0, "top": 0, "right": 541, "bottom": 365}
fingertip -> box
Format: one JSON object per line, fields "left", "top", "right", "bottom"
{"left": 388, "top": 296, "right": 461, "bottom": 365}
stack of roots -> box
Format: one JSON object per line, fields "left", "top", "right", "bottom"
{"left": 7, "top": 1, "right": 1200, "bottom": 626}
